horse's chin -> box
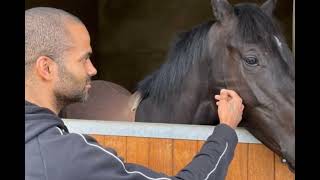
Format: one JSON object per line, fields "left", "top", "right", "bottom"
{"left": 283, "top": 150, "right": 295, "bottom": 173}
{"left": 287, "top": 161, "right": 295, "bottom": 173}
{"left": 279, "top": 135, "right": 295, "bottom": 173}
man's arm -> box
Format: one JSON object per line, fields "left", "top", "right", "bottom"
{"left": 173, "top": 124, "right": 238, "bottom": 179}
{"left": 48, "top": 89, "right": 243, "bottom": 180}
{"left": 55, "top": 126, "right": 236, "bottom": 180}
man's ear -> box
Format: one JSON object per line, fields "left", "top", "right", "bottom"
{"left": 35, "top": 56, "right": 56, "bottom": 81}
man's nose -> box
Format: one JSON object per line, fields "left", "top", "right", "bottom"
{"left": 87, "top": 60, "right": 97, "bottom": 76}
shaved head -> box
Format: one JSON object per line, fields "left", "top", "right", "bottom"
{"left": 25, "top": 7, "right": 84, "bottom": 78}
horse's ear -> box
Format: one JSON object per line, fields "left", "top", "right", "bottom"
{"left": 261, "top": 0, "right": 277, "bottom": 17}
{"left": 211, "top": 0, "right": 234, "bottom": 23}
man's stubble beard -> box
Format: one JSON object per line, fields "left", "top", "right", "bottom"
{"left": 53, "top": 64, "right": 90, "bottom": 109}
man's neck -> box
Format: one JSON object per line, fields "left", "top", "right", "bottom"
{"left": 25, "top": 84, "right": 61, "bottom": 115}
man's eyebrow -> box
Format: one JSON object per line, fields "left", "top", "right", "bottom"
{"left": 80, "top": 52, "right": 92, "bottom": 60}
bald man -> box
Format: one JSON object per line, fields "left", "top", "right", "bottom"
{"left": 25, "top": 7, "right": 244, "bottom": 180}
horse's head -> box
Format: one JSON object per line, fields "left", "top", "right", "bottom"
{"left": 208, "top": 0, "right": 295, "bottom": 171}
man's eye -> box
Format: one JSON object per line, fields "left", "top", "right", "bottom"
{"left": 83, "top": 56, "right": 90, "bottom": 61}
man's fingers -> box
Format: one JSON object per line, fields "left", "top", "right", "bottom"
{"left": 216, "top": 99, "right": 228, "bottom": 106}
{"left": 221, "top": 89, "right": 240, "bottom": 99}
{"left": 219, "top": 90, "right": 230, "bottom": 100}
{"left": 215, "top": 94, "right": 229, "bottom": 101}
{"left": 220, "top": 89, "right": 229, "bottom": 97}
{"left": 221, "top": 89, "right": 242, "bottom": 103}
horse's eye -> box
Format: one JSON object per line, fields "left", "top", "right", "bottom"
{"left": 244, "top": 56, "right": 259, "bottom": 66}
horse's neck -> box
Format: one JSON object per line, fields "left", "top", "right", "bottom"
{"left": 136, "top": 63, "right": 217, "bottom": 124}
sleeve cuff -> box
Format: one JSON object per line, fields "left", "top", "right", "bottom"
{"left": 207, "top": 124, "right": 238, "bottom": 148}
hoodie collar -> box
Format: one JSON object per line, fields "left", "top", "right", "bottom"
{"left": 25, "top": 100, "right": 69, "bottom": 143}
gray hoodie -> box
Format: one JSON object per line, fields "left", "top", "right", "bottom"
{"left": 25, "top": 100, "right": 238, "bottom": 180}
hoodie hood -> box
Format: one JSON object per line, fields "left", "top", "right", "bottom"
{"left": 25, "top": 100, "right": 68, "bottom": 143}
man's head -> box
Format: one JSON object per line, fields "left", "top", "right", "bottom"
{"left": 25, "top": 7, "right": 97, "bottom": 110}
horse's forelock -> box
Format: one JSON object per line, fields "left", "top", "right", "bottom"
{"left": 233, "top": 3, "right": 294, "bottom": 77}
{"left": 234, "top": 4, "right": 282, "bottom": 51}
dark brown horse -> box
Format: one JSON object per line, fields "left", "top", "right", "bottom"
{"left": 62, "top": 0, "right": 295, "bottom": 172}
{"left": 60, "top": 80, "right": 140, "bottom": 122}
{"left": 135, "top": 0, "right": 294, "bottom": 171}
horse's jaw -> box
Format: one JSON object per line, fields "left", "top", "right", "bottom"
{"left": 244, "top": 105, "right": 295, "bottom": 173}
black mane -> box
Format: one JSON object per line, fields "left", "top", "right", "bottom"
{"left": 137, "top": 21, "right": 214, "bottom": 103}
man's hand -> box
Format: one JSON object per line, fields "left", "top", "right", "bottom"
{"left": 214, "top": 89, "right": 244, "bottom": 129}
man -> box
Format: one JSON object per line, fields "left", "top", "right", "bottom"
{"left": 25, "top": 7, "right": 244, "bottom": 180}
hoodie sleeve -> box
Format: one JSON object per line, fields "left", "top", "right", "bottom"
{"left": 50, "top": 124, "right": 238, "bottom": 180}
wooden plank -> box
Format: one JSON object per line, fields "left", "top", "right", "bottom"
{"left": 104, "top": 135, "right": 127, "bottom": 161}
{"left": 89, "top": 134, "right": 106, "bottom": 146}
{"left": 173, "top": 139, "right": 198, "bottom": 175}
{"left": 126, "top": 137, "right": 149, "bottom": 167}
{"left": 275, "top": 154, "right": 294, "bottom": 180}
{"left": 149, "top": 138, "right": 173, "bottom": 176}
{"left": 248, "top": 144, "right": 274, "bottom": 180}
{"left": 225, "top": 143, "right": 248, "bottom": 180}
{"left": 197, "top": 140, "right": 205, "bottom": 152}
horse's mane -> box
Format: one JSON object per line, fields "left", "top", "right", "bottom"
{"left": 137, "top": 21, "right": 214, "bottom": 103}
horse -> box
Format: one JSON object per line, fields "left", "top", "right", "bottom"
{"left": 62, "top": 0, "right": 295, "bottom": 172}
{"left": 60, "top": 80, "right": 140, "bottom": 122}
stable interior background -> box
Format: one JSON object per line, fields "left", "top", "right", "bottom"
{"left": 26, "top": 0, "right": 293, "bottom": 92}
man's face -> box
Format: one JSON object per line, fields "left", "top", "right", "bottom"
{"left": 53, "top": 22, "right": 97, "bottom": 105}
